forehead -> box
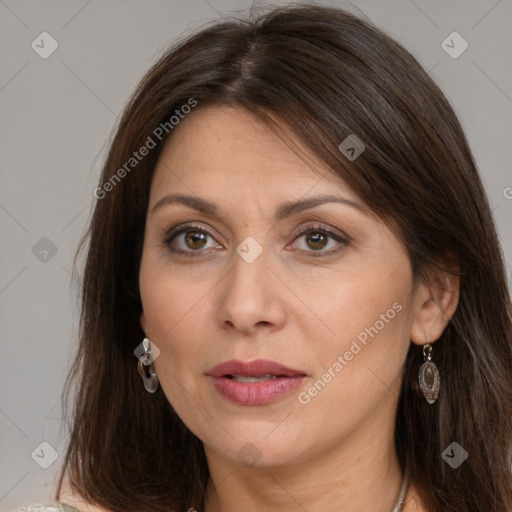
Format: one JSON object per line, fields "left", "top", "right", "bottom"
{"left": 150, "top": 105, "right": 357, "bottom": 200}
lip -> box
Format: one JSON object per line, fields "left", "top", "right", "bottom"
{"left": 208, "top": 359, "right": 306, "bottom": 378}
{"left": 207, "top": 359, "right": 307, "bottom": 405}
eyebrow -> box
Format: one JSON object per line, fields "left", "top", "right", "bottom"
{"left": 150, "top": 193, "right": 364, "bottom": 221}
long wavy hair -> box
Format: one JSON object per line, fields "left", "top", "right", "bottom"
{"left": 55, "top": 4, "right": 512, "bottom": 511}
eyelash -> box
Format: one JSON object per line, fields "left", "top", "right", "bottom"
{"left": 163, "top": 223, "right": 349, "bottom": 258}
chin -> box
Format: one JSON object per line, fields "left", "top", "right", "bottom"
{"left": 200, "top": 421, "right": 316, "bottom": 469}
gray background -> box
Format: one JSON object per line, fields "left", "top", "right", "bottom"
{"left": 1, "top": 0, "right": 511, "bottom": 509}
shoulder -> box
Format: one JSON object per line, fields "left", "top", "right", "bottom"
{"left": 37, "top": 485, "right": 179, "bottom": 512}
{"left": 54, "top": 487, "right": 110, "bottom": 512}
{"left": 53, "top": 488, "right": 180, "bottom": 512}
{"left": 12, "top": 504, "right": 80, "bottom": 512}
{"left": 403, "top": 483, "right": 429, "bottom": 512}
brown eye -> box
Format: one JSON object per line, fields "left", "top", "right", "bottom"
{"left": 164, "top": 225, "right": 221, "bottom": 256}
{"left": 290, "top": 224, "right": 349, "bottom": 257}
{"left": 183, "top": 230, "right": 208, "bottom": 250}
{"left": 304, "top": 232, "right": 329, "bottom": 251}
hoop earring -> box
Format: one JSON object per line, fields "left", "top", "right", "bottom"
{"left": 418, "top": 343, "right": 440, "bottom": 404}
{"left": 137, "top": 337, "right": 159, "bottom": 393}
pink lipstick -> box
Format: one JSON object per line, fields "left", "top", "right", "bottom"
{"left": 207, "top": 359, "right": 307, "bottom": 405}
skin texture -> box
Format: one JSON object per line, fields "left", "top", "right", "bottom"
{"left": 135, "top": 105, "right": 458, "bottom": 512}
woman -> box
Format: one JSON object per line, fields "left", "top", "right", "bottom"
{"left": 16, "top": 3, "right": 512, "bottom": 512}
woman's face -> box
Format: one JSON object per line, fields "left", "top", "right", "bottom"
{"left": 139, "top": 105, "right": 422, "bottom": 469}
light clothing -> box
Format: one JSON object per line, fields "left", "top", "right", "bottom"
{"left": 13, "top": 502, "right": 79, "bottom": 512}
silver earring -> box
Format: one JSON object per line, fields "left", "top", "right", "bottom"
{"left": 418, "top": 343, "right": 440, "bottom": 404}
{"left": 137, "top": 337, "right": 159, "bottom": 393}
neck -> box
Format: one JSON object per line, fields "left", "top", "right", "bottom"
{"left": 203, "top": 398, "right": 405, "bottom": 512}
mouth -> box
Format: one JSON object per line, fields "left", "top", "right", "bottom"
{"left": 225, "top": 374, "right": 283, "bottom": 382}
{"left": 207, "top": 358, "right": 307, "bottom": 379}
{"left": 207, "top": 359, "right": 307, "bottom": 405}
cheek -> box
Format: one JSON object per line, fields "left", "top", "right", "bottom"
{"left": 139, "top": 252, "right": 218, "bottom": 399}
{"left": 304, "top": 256, "right": 413, "bottom": 399}
{"left": 310, "top": 266, "right": 409, "bottom": 351}
{"left": 296, "top": 293, "right": 411, "bottom": 434}
{"left": 139, "top": 267, "right": 207, "bottom": 417}
{"left": 140, "top": 243, "right": 210, "bottom": 333}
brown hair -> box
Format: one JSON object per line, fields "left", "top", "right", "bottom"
{"left": 55, "top": 4, "right": 512, "bottom": 511}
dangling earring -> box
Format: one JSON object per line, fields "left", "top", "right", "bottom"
{"left": 137, "top": 337, "right": 159, "bottom": 393}
{"left": 418, "top": 343, "right": 440, "bottom": 404}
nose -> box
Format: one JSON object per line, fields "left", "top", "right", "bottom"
{"left": 215, "top": 245, "right": 287, "bottom": 336}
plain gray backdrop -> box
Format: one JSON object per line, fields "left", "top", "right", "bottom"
{"left": 1, "top": 0, "right": 511, "bottom": 509}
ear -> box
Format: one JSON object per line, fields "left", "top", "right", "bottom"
{"left": 140, "top": 312, "right": 148, "bottom": 336}
{"left": 410, "top": 252, "right": 460, "bottom": 345}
